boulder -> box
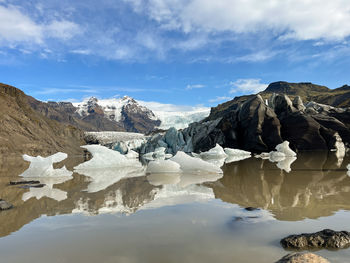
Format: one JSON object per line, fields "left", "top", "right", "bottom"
{"left": 0, "top": 199, "right": 13, "bottom": 210}
{"left": 281, "top": 229, "right": 350, "bottom": 250}
{"left": 275, "top": 252, "right": 330, "bottom": 263}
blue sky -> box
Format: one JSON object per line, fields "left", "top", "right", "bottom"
{"left": 1, "top": 0, "right": 350, "bottom": 106}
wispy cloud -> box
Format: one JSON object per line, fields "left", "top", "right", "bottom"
{"left": 186, "top": 84, "right": 205, "bottom": 90}
{"left": 34, "top": 87, "right": 98, "bottom": 95}
{"left": 229, "top": 79, "right": 268, "bottom": 94}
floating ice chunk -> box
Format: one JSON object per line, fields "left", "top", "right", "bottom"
{"left": 255, "top": 152, "right": 270, "bottom": 159}
{"left": 126, "top": 150, "right": 139, "bottom": 159}
{"left": 74, "top": 145, "right": 145, "bottom": 192}
{"left": 165, "top": 154, "right": 173, "bottom": 159}
{"left": 74, "top": 145, "right": 134, "bottom": 169}
{"left": 200, "top": 144, "right": 227, "bottom": 159}
{"left": 21, "top": 152, "right": 72, "bottom": 177}
{"left": 154, "top": 147, "right": 166, "bottom": 154}
{"left": 276, "top": 157, "right": 297, "bottom": 173}
{"left": 224, "top": 148, "right": 251, "bottom": 156}
{"left": 269, "top": 151, "right": 286, "bottom": 162}
{"left": 275, "top": 141, "right": 296, "bottom": 157}
{"left": 204, "top": 157, "right": 226, "bottom": 168}
{"left": 147, "top": 173, "right": 181, "bottom": 186}
{"left": 146, "top": 160, "right": 181, "bottom": 174}
{"left": 334, "top": 133, "right": 345, "bottom": 167}
{"left": 142, "top": 152, "right": 154, "bottom": 160}
{"left": 171, "top": 151, "right": 223, "bottom": 174}
{"left": 225, "top": 155, "right": 251, "bottom": 164}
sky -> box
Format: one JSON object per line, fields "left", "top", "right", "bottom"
{"left": 1, "top": 0, "right": 350, "bottom": 107}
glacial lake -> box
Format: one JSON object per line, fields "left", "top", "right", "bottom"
{"left": 1, "top": 152, "right": 350, "bottom": 263}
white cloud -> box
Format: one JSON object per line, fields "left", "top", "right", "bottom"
{"left": 209, "top": 96, "right": 232, "bottom": 103}
{"left": 0, "top": 4, "right": 80, "bottom": 47}
{"left": 230, "top": 79, "right": 268, "bottom": 94}
{"left": 70, "top": 49, "right": 91, "bottom": 55}
{"left": 186, "top": 84, "right": 205, "bottom": 90}
{"left": 127, "top": 0, "right": 350, "bottom": 41}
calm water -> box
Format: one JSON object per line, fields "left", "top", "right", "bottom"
{"left": 1, "top": 152, "right": 350, "bottom": 263}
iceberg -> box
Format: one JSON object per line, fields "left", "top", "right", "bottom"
{"left": 199, "top": 144, "right": 227, "bottom": 159}
{"left": 170, "top": 151, "right": 223, "bottom": 174}
{"left": 225, "top": 155, "right": 251, "bottom": 164}
{"left": 269, "top": 151, "right": 286, "bottom": 162}
{"left": 74, "top": 145, "right": 145, "bottom": 193}
{"left": 20, "top": 152, "right": 73, "bottom": 201}
{"left": 224, "top": 148, "right": 251, "bottom": 157}
{"left": 276, "top": 157, "right": 297, "bottom": 173}
{"left": 146, "top": 160, "right": 181, "bottom": 174}
{"left": 126, "top": 150, "right": 139, "bottom": 159}
{"left": 21, "top": 152, "right": 72, "bottom": 177}
{"left": 275, "top": 141, "right": 296, "bottom": 157}
{"left": 74, "top": 145, "right": 135, "bottom": 169}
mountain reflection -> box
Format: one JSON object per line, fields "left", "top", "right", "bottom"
{"left": 208, "top": 152, "right": 350, "bottom": 221}
{"left": 0, "top": 152, "right": 350, "bottom": 239}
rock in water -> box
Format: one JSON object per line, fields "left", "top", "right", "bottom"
{"left": 0, "top": 199, "right": 13, "bottom": 210}
{"left": 281, "top": 229, "right": 350, "bottom": 250}
{"left": 275, "top": 252, "right": 330, "bottom": 263}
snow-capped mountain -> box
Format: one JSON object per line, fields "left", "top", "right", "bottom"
{"left": 73, "top": 96, "right": 210, "bottom": 132}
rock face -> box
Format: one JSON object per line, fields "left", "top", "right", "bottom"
{"left": 0, "top": 83, "right": 85, "bottom": 155}
{"left": 281, "top": 229, "right": 350, "bottom": 250}
{"left": 141, "top": 92, "right": 350, "bottom": 154}
{"left": 275, "top": 252, "right": 330, "bottom": 263}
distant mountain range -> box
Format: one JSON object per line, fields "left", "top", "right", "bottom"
{"left": 2, "top": 81, "right": 350, "bottom": 155}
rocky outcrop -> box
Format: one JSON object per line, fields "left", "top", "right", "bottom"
{"left": 141, "top": 93, "right": 350, "bottom": 154}
{"left": 275, "top": 253, "right": 330, "bottom": 263}
{"left": 281, "top": 229, "right": 350, "bottom": 250}
{"left": 0, "top": 199, "right": 13, "bottom": 211}
{"left": 0, "top": 83, "right": 85, "bottom": 155}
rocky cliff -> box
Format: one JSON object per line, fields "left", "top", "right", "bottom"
{"left": 0, "top": 83, "right": 85, "bottom": 155}
{"left": 141, "top": 94, "right": 350, "bottom": 154}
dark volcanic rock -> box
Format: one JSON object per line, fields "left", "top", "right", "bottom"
{"left": 237, "top": 95, "right": 283, "bottom": 152}
{"left": 281, "top": 229, "right": 350, "bottom": 250}
{"left": 0, "top": 199, "right": 13, "bottom": 211}
{"left": 9, "top": 180, "right": 41, "bottom": 185}
{"left": 275, "top": 252, "right": 330, "bottom": 263}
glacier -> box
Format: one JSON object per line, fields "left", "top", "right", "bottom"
{"left": 74, "top": 96, "right": 210, "bottom": 130}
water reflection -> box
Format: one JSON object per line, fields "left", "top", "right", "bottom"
{"left": 209, "top": 152, "right": 350, "bottom": 221}
{"left": 0, "top": 151, "right": 350, "bottom": 239}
